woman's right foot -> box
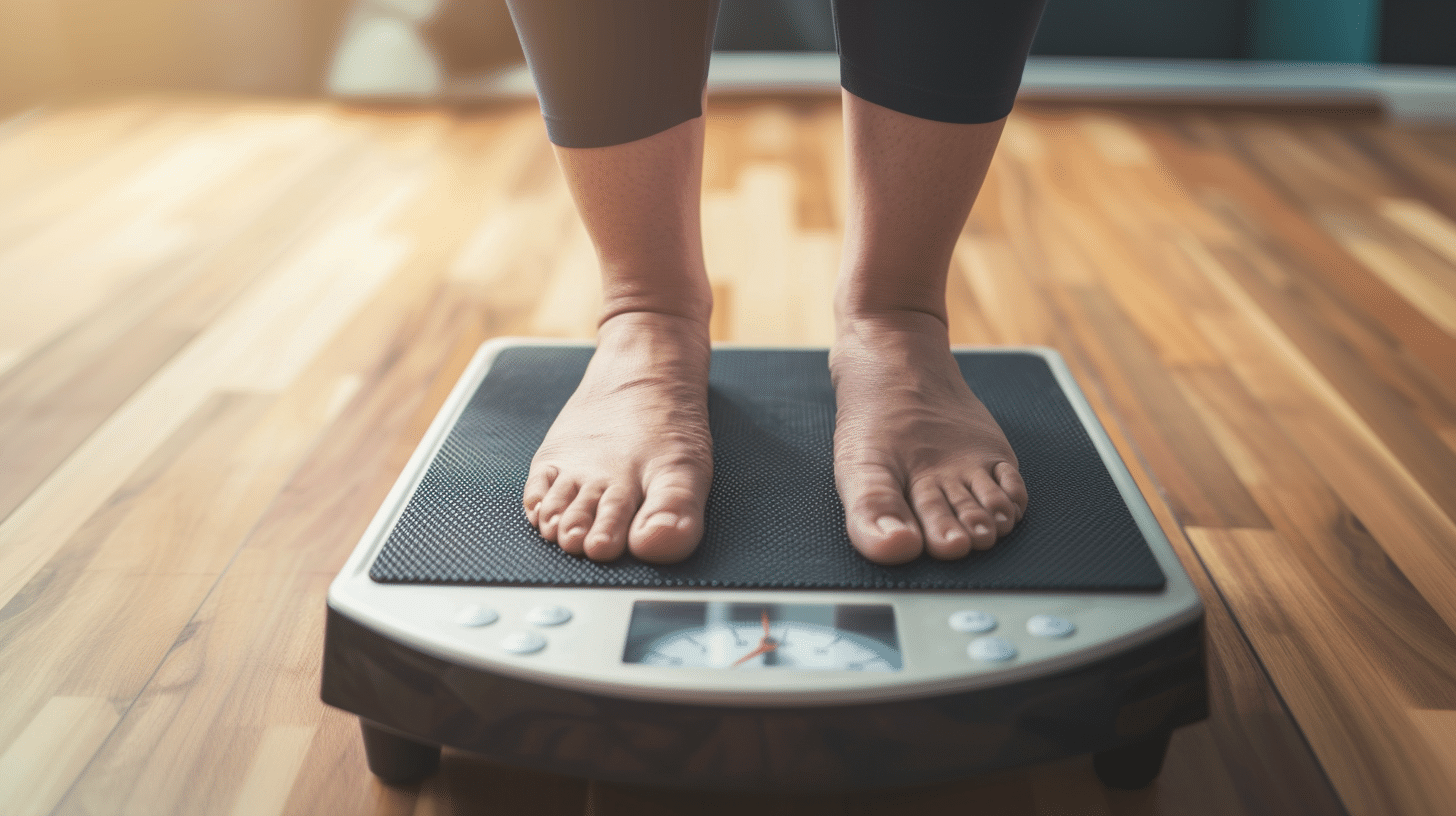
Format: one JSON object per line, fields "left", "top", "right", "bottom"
{"left": 523, "top": 311, "right": 714, "bottom": 563}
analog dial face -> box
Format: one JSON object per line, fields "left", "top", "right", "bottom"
{"left": 636, "top": 608, "right": 899, "bottom": 671}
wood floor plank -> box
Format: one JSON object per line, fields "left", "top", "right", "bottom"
{"left": 1406, "top": 709, "right": 1456, "bottom": 787}
{"left": 228, "top": 725, "right": 318, "bottom": 816}
{"left": 0, "top": 392, "right": 271, "bottom": 747}
{"left": 1347, "top": 127, "right": 1456, "bottom": 221}
{"left": 0, "top": 103, "right": 206, "bottom": 246}
{"left": 1136, "top": 114, "right": 1456, "bottom": 393}
{"left": 975, "top": 165, "right": 1100, "bottom": 288}
{"left": 0, "top": 125, "right": 384, "bottom": 522}
{"left": 724, "top": 164, "right": 802, "bottom": 344}
{"left": 1379, "top": 196, "right": 1456, "bottom": 270}
{"left": 1056, "top": 285, "right": 1269, "bottom": 529}
{"left": 996, "top": 114, "right": 1223, "bottom": 367}
{"left": 1188, "top": 527, "right": 1456, "bottom": 816}
{"left": 0, "top": 102, "right": 152, "bottom": 213}
{"left": 790, "top": 103, "right": 841, "bottom": 234}
{"left": 1199, "top": 236, "right": 1456, "bottom": 524}
{"left": 10, "top": 96, "right": 1456, "bottom": 816}
{"left": 793, "top": 229, "right": 841, "bottom": 345}
{"left": 528, "top": 215, "right": 599, "bottom": 338}
{"left": 52, "top": 275, "right": 489, "bottom": 815}
{"left": 279, "top": 710, "right": 420, "bottom": 816}
{"left": 952, "top": 236, "right": 1052, "bottom": 346}
{"left": 943, "top": 242, "right": 1000, "bottom": 346}
{"left": 1321, "top": 212, "right": 1456, "bottom": 336}
{"left": 0, "top": 696, "right": 121, "bottom": 816}
{"left": 1184, "top": 240, "right": 1456, "bottom": 636}
{"left": 1227, "top": 121, "right": 1403, "bottom": 209}
{"left": 1061, "top": 343, "right": 1347, "bottom": 816}
{"left": 0, "top": 132, "right": 432, "bottom": 610}
{"left": 1174, "top": 366, "right": 1456, "bottom": 711}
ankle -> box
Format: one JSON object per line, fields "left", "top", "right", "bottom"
{"left": 834, "top": 304, "right": 950, "bottom": 345}
{"left": 833, "top": 278, "right": 948, "bottom": 333}
{"left": 600, "top": 280, "right": 713, "bottom": 328}
{"left": 597, "top": 309, "right": 713, "bottom": 353}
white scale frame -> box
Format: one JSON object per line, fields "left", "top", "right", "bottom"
{"left": 328, "top": 338, "right": 1202, "bottom": 707}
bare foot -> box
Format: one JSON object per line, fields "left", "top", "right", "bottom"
{"left": 830, "top": 310, "right": 1028, "bottom": 564}
{"left": 523, "top": 312, "right": 713, "bottom": 563}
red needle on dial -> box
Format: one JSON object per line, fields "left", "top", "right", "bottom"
{"left": 732, "top": 609, "right": 777, "bottom": 667}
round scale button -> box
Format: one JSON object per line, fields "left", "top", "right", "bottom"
{"left": 948, "top": 609, "right": 998, "bottom": 633}
{"left": 501, "top": 632, "right": 546, "bottom": 654}
{"left": 968, "top": 636, "right": 1018, "bottom": 663}
{"left": 525, "top": 605, "right": 573, "bottom": 626}
{"left": 1027, "top": 614, "right": 1076, "bottom": 638}
{"left": 454, "top": 605, "right": 499, "bottom": 627}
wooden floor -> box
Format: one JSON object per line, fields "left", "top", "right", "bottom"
{"left": 1, "top": 93, "right": 1454, "bottom": 815}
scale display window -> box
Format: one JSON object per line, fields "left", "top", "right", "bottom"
{"left": 623, "top": 601, "right": 902, "bottom": 671}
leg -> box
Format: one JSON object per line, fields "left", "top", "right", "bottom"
{"left": 524, "top": 120, "right": 715, "bottom": 563}
{"left": 831, "top": 96, "right": 1026, "bottom": 563}
{"left": 829, "top": 0, "right": 1046, "bottom": 563}
{"left": 506, "top": 0, "right": 719, "bottom": 563}
{"left": 360, "top": 720, "right": 440, "bottom": 784}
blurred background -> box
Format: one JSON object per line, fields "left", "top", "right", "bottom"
{"left": 2, "top": 0, "right": 1454, "bottom": 115}
{"left": 4, "top": 4, "right": 1456, "bottom": 816}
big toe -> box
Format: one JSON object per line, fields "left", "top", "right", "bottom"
{"left": 628, "top": 466, "right": 710, "bottom": 564}
{"left": 840, "top": 466, "right": 925, "bottom": 565}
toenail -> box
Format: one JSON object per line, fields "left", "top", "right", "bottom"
{"left": 973, "top": 523, "right": 990, "bottom": 536}
{"left": 876, "top": 516, "right": 909, "bottom": 534}
{"left": 566, "top": 526, "right": 585, "bottom": 539}
{"left": 994, "top": 512, "right": 1009, "bottom": 525}
{"left": 648, "top": 511, "right": 680, "bottom": 529}
{"left": 546, "top": 514, "right": 559, "bottom": 527}
{"left": 945, "top": 528, "right": 966, "bottom": 542}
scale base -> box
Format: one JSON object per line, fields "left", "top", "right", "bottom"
{"left": 356, "top": 724, "right": 1176, "bottom": 790}
{"left": 321, "top": 343, "right": 1208, "bottom": 791}
{"left": 323, "top": 608, "right": 1205, "bottom": 791}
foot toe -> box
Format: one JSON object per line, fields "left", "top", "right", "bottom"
{"left": 943, "top": 481, "right": 997, "bottom": 550}
{"left": 842, "top": 467, "right": 925, "bottom": 564}
{"left": 535, "top": 477, "right": 580, "bottom": 542}
{"left": 557, "top": 484, "right": 605, "bottom": 556}
{"left": 629, "top": 469, "right": 708, "bottom": 564}
{"left": 994, "top": 461, "right": 1029, "bottom": 519}
{"left": 583, "top": 485, "right": 635, "bottom": 561}
{"left": 910, "top": 479, "right": 972, "bottom": 560}
{"left": 631, "top": 510, "right": 700, "bottom": 564}
{"left": 522, "top": 465, "right": 557, "bottom": 526}
{"left": 971, "top": 465, "right": 1023, "bottom": 534}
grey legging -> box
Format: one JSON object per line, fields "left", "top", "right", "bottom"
{"left": 504, "top": 0, "right": 1049, "bottom": 148}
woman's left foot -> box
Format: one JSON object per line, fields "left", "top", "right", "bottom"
{"left": 830, "top": 310, "right": 1028, "bottom": 564}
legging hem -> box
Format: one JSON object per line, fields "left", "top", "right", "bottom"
{"left": 839, "top": 57, "right": 1021, "bottom": 125}
{"left": 542, "top": 101, "right": 706, "bottom": 149}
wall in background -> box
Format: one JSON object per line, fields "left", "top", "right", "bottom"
{"left": 1249, "top": 0, "right": 1380, "bottom": 62}
{"left": 4, "top": 0, "right": 1453, "bottom": 108}
{"left": 710, "top": 0, "right": 1385, "bottom": 63}
{"left": 0, "top": 0, "right": 352, "bottom": 104}
{"left": 1032, "top": 0, "right": 1250, "bottom": 60}
{"left": 1381, "top": 0, "right": 1456, "bottom": 65}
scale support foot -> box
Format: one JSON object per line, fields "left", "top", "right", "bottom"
{"left": 360, "top": 720, "right": 441, "bottom": 784}
{"left": 1092, "top": 730, "right": 1172, "bottom": 790}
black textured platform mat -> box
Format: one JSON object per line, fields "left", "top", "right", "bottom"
{"left": 369, "top": 347, "right": 1165, "bottom": 591}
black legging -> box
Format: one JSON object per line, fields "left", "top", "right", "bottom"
{"left": 504, "top": 0, "right": 1049, "bottom": 148}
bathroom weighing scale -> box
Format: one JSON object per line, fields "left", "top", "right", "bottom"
{"left": 321, "top": 339, "right": 1206, "bottom": 791}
